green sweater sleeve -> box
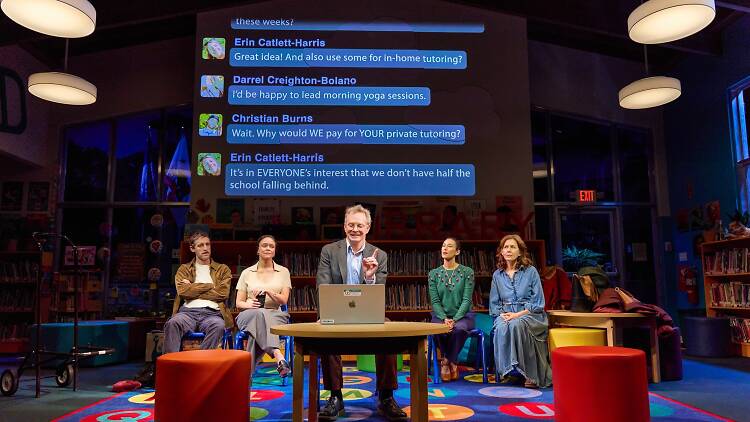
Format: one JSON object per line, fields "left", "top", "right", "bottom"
{"left": 453, "top": 266, "right": 474, "bottom": 321}
{"left": 428, "top": 269, "right": 447, "bottom": 320}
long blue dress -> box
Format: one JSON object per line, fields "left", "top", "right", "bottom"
{"left": 490, "top": 265, "right": 552, "bottom": 387}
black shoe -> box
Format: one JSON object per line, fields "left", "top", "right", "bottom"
{"left": 318, "top": 396, "right": 345, "bottom": 421}
{"left": 277, "top": 359, "right": 290, "bottom": 377}
{"left": 377, "top": 396, "right": 407, "bottom": 422}
{"left": 134, "top": 362, "right": 155, "bottom": 388}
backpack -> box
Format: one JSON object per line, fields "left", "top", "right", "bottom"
{"left": 577, "top": 266, "right": 610, "bottom": 293}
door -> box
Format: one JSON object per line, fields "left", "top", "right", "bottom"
{"left": 555, "top": 208, "right": 621, "bottom": 285}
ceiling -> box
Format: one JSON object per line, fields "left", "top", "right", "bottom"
{"left": 1, "top": 0, "right": 749, "bottom": 71}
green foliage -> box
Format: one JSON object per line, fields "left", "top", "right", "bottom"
{"left": 562, "top": 245, "right": 605, "bottom": 270}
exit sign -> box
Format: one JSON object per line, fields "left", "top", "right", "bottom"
{"left": 576, "top": 190, "right": 597, "bottom": 203}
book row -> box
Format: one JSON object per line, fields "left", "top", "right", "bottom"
{"left": 0, "top": 260, "right": 41, "bottom": 284}
{"left": 0, "top": 288, "right": 34, "bottom": 311}
{"left": 0, "top": 323, "right": 27, "bottom": 341}
{"left": 709, "top": 282, "right": 750, "bottom": 308}
{"left": 704, "top": 249, "right": 750, "bottom": 275}
{"left": 729, "top": 317, "right": 750, "bottom": 345}
{"left": 269, "top": 248, "right": 527, "bottom": 278}
{"left": 239, "top": 284, "right": 489, "bottom": 312}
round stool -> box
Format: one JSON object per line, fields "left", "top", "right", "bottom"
{"left": 156, "top": 350, "right": 251, "bottom": 421}
{"left": 356, "top": 355, "right": 403, "bottom": 373}
{"left": 552, "top": 346, "right": 649, "bottom": 422}
{"left": 548, "top": 327, "right": 606, "bottom": 351}
{"left": 683, "top": 316, "right": 732, "bottom": 357}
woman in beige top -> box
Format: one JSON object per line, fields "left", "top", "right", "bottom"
{"left": 235, "top": 235, "right": 292, "bottom": 377}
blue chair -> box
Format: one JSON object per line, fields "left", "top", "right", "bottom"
{"left": 183, "top": 328, "right": 232, "bottom": 350}
{"left": 234, "top": 304, "right": 293, "bottom": 386}
{"left": 428, "top": 328, "right": 489, "bottom": 384}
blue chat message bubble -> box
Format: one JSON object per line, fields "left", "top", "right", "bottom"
{"left": 226, "top": 124, "right": 464, "bottom": 145}
{"left": 231, "top": 19, "right": 484, "bottom": 33}
{"left": 230, "top": 48, "right": 466, "bottom": 69}
{"left": 228, "top": 86, "right": 430, "bottom": 106}
{"left": 225, "top": 164, "right": 475, "bottom": 196}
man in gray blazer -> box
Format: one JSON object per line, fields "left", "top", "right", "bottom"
{"left": 316, "top": 204, "right": 406, "bottom": 422}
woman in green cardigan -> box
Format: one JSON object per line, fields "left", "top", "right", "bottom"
{"left": 428, "top": 237, "right": 475, "bottom": 381}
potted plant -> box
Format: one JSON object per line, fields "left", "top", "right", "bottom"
{"left": 562, "top": 245, "right": 605, "bottom": 273}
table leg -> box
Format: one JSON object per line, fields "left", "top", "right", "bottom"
{"left": 606, "top": 321, "right": 615, "bottom": 346}
{"left": 293, "top": 342, "right": 304, "bottom": 422}
{"left": 410, "top": 337, "right": 428, "bottom": 422}
{"left": 308, "top": 354, "right": 319, "bottom": 422}
{"left": 649, "top": 320, "right": 661, "bottom": 383}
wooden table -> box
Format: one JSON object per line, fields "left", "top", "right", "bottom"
{"left": 547, "top": 310, "right": 661, "bottom": 383}
{"left": 271, "top": 322, "right": 449, "bottom": 422}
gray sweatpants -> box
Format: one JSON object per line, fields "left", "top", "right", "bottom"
{"left": 163, "top": 306, "right": 224, "bottom": 353}
{"left": 236, "top": 308, "right": 289, "bottom": 363}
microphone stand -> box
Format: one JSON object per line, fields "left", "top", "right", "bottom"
{"left": 32, "top": 232, "right": 80, "bottom": 393}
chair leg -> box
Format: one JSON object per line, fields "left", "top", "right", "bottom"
{"left": 281, "top": 336, "right": 292, "bottom": 386}
{"left": 428, "top": 336, "right": 441, "bottom": 385}
{"left": 478, "top": 333, "right": 488, "bottom": 384}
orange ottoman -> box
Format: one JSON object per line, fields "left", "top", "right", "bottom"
{"left": 156, "top": 350, "right": 251, "bottom": 422}
{"left": 552, "top": 346, "right": 649, "bottom": 422}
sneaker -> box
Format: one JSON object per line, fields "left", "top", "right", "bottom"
{"left": 318, "top": 395, "right": 345, "bottom": 421}
{"left": 377, "top": 397, "right": 408, "bottom": 422}
{"left": 277, "top": 359, "right": 291, "bottom": 378}
{"left": 440, "top": 362, "right": 452, "bottom": 382}
{"left": 450, "top": 363, "right": 459, "bottom": 380}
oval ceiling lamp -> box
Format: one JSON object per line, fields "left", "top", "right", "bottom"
{"left": 1, "top": 0, "right": 96, "bottom": 38}
{"left": 619, "top": 76, "right": 681, "bottom": 109}
{"left": 28, "top": 72, "right": 97, "bottom": 105}
{"left": 628, "top": 0, "right": 715, "bottom": 44}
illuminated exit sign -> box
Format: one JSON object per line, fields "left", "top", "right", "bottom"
{"left": 576, "top": 190, "right": 597, "bottom": 203}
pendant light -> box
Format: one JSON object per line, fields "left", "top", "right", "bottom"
{"left": 27, "top": 40, "right": 97, "bottom": 105}
{"left": 619, "top": 46, "right": 681, "bottom": 109}
{"left": 1, "top": 0, "right": 96, "bottom": 38}
{"left": 628, "top": 0, "right": 715, "bottom": 44}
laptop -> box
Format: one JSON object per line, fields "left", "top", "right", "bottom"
{"left": 318, "top": 284, "right": 385, "bottom": 325}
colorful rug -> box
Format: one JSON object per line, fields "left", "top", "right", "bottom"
{"left": 53, "top": 364, "right": 732, "bottom": 421}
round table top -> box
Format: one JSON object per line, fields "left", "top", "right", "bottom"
{"left": 547, "top": 310, "right": 646, "bottom": 318}
{"left": 270, "top": 321, "right": 449, "bottom": 338}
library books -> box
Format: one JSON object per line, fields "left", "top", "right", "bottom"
{"left": 285, "top": 283, "right": 487, "bottom": 313}
{"left": 276, "top": 247, "right": 513, "bottom": 278}
{"left": 729, "top": 317, "right": 750, "bottom": 344}
{"left": 709, "top": 282, "right": 750, "bottom": 308}
{"left": 704, "top": 248, "right": 750, "bottom": 274}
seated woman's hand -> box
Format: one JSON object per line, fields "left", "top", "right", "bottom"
{"left": 500, "top": 312, "right": 518, "bottom": 322}
{"left": 444, "top": 318, "right": 455, "bottom": 330}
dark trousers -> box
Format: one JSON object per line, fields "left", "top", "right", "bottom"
{"left": 163, "top": 306, "right": 224, "bottom": 354}
{"left": 431, "top": 313, "right": 475, "bottom": 364}
{"left": 321, "top": 353, "right": 398, "bottom": 392}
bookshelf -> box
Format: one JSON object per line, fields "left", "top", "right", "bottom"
{"left": 701, "top": 237, "right": 750, "bottom": 357}
{"left": 0, "top": 251, "right": 42, "bottom": 353}
{"left": 180, "top": 239, "right": 546, "bottom": 322}
{"left": 49, "top": 269, "right": 104, "bottom": 322}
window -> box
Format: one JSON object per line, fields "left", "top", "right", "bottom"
{"left": 531, "top": 108, "right": 657, "bottom": 296}
{"left": 64, "top": 122, "right": 110, "bottom": 201}
{"left": 730, "top": 84, "right": 750, "bottom": 210}
{"left": 551, "top": 115, "right": 614, "bottom": 202}
{"left": 60, "top": 105, "right": 193, "bottom": 317}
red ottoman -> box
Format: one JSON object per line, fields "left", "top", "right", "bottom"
{"left": 552, "top": 346, "right": 649, "bottom": 422}
{"left": 156, "top": 350, "right": 251, "bottom": 422}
